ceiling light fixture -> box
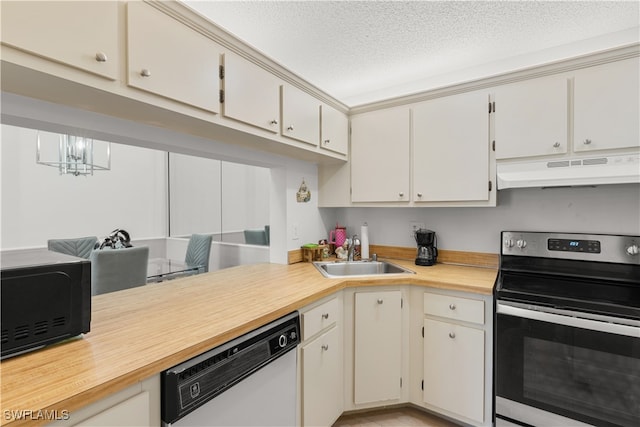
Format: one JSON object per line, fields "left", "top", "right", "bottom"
{"left": 36, "top": 131, "right": 111, "bottom": 176}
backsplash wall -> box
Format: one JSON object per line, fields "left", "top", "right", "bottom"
{"left": 331, "top": 184, "right": 640, "bottom": 254}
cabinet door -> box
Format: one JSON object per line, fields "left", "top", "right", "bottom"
{"left": 1, "top": 1, "right": 118, "bottom": 80}
{"left": 127, "top": 2, "right": 220, "bottom": 114}
{"left": 574, "top": 57, "right": 640, "bottom": 153}
{"left": 281, "top": 84, "right": 320, "bottom": 146}
{"left": 354, "top": 291, "right": 402, "bottom": 404}
{"left": 351, "top": 107, "right": 410, "bottom": 202}
{"left": 301, "top": 327, "right": 343, "bottom": 427}
{"left": 423, "top": 318, "right": 484, "bottom": 423}
{"left": 494, "top": 75, "right": 568, "bottom": 159}
{"left": 321, "top": 103, "right": 349, "bottom": 155}
{"left": 223, "top": 52, "right": 281, "bottom": 133}
{"left": 76, "top": 391, "right": 150, "bottom": 426}
{"left": 413, "top": 91, "right": 490, "bottom": 202}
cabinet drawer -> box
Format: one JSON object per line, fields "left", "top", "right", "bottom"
{"left": 423, "top": 292, "right": 484, "bottom": 325}
{"left": 302, "top": 297, "right": 339, "bottom": 340}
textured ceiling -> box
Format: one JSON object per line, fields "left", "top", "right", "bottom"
{"left": 183, "top": 1, "right": 640, "bottom": 106}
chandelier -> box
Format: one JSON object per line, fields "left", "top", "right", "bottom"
{"left": 36, "top": 131, "right": 111, "bottom": 176}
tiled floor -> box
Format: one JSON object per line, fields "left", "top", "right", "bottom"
{"left": 332, "top": 406, "right": 459, "bottom": 427}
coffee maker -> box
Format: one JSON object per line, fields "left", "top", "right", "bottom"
{"left": 415, "top": 229, "right": 438, "bottom": 266}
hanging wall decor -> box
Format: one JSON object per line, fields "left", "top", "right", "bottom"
{"left": 296, "top": 178, "right": 311, "bottom": 203}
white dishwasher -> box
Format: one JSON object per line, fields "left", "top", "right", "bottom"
{"left": 162, "top": 312, "right": 299, "bottom": 426}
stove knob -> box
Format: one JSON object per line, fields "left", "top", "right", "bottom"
{"left": 504, "top": 239, "right": 514, "bottom": 248}
{"left": 516, "top": 239, "right": 527, "bottom": 249}
{"left": 627, "top": 244, "right": 639, "bottom": 256}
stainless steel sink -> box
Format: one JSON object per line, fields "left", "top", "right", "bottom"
{"left": 312, "top": 260, "right": 415, "bottom": 278}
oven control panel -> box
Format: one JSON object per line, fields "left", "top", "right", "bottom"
{"left": 547, "top": 238, "right": 601, "bottom": 253}
{"left": 502, "top": 231, "right": 640, "bottom": 264}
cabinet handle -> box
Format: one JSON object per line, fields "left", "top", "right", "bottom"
{"left": 417, "top": 192, "right": 423, "bottom": 198}
{"left": 398, "top": 192, "right": 404, "bottom": 198}
{"left": 584, "top": 139, "right": 592, "bottom": 145}
{"left": 322, "top": 313, "right": 329, "bottom": 320}
{"left": 377, "top": 299, "right": 384, "bottom": 304}
{"left": 270, "top": 119, "right": 278, "bottom": 125}
{"left": 324, "top": 139, "right": 331, "bottom": 145}
{"left": 140, "top": 69, "right": 151, "bottom": 78}
{"left": 95, "top": 52, "right": 107, "bottom": 62}
{"left": 553, "top": 142, "right": 560, "bottom": 148}
{"left": 287, "top": 125, "right": 294, "bottom": 131}
{"left": 449, "top": 332, "right": 456, "bottom": 339}
{"left": 449, "top": 303, "right": 456, "bottom": 310}
{"left": 322, "top": 344, "right": 329, "bottom": 351}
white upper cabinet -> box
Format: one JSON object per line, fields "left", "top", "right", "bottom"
{"left": 126, "top": 2, "right": 221, "bottom": 114}
{"left": 222, "top": 52, "right": 281, "bottom": 133}
{"left": 281, "top": 84, "right": 320, "bottom": 146}
{"left": 494, "top": 74, "right": 569, "bottom": 159}
{"left": 573, "top": 57, "right": 640, "bottom": 153}
{"left": 1, "top": 1, "right": 118, "bottom": 80}
{"left": 412, "top": 91, "right": 491, "bottom": 202}
{"left": 494, "top": 57, "right": 639, "bottom": 160}
{"left": 321, "top": 103, "right": 349, "bottom": 156}
{"left": 351, "top": 107, "right": 411, "bottom": 202}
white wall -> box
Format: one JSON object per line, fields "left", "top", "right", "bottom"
{"left": 169, "top": 153, "right": 222, "bottom": 237}
{"left": 334, "top": 184, "right": 640, "bottom": 254}
{"left": 285, "top": 162, "right": 337, "bottom": 249}
{"left": 1, "top": 124, "right": 167, "bottom": 249}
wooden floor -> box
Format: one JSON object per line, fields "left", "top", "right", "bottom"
{"left": 332, "top": 407, "right": 459, "bottom": 427}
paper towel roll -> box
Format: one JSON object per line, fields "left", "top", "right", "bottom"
{"left": 361, "top": 223, "right": 369, "bottom": 260}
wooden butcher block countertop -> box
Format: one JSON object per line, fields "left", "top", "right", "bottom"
{"left": 0, "top": 259, "right": 496, "bottom": 426}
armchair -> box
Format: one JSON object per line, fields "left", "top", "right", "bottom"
{"left": 185, "top": 234, "right": 213, "bottom": 273}
{"left": 89, "top": 246, "right": 149, "bottom": 295}
{"left": 47, "top": 236, "right": 98, "bottom": 259}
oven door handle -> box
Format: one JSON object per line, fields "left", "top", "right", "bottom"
{"left": 497, "top": 302, "right": 640, "bottom": 338}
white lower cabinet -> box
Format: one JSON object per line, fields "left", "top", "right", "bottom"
{"left": 354, "top": 290, "right": 403, "bottom": 405}
{"left": 47, "top": 376, "right": 160, "bottom": 427}
{"left": 301, "top": 327, "right": 343, "bottom": 427}
{"left": 414, "top": 289, "right": 493, "bottom": 427}
{"left": 75, "top": 391, "right": 150, "bottom": 427}
{"left": 423, "top": 318, "right": 485, "bottom": 423}
{"left": 300, "top": 295, "right": 343, "bottom": 427}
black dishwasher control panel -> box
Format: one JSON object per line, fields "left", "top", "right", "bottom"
{"left": 161, "top": 312, "right": 299, "bottom": 424}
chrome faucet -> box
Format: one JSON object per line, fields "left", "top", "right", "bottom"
{"left": 348, "top": 234, "right": 360, "bottom": 261}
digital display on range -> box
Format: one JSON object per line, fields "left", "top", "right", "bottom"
{"left": 548, "top": 238, "right": 601, "bottom": 253}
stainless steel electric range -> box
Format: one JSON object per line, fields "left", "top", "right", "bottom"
{"left": 494, "top": 231, "right": 639, "bottom": 427}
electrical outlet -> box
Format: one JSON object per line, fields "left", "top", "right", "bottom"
{"left": 410, "top": 222, "right": 425, "bottom": 238}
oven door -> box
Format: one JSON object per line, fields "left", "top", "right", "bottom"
{"left": 495, "top": 302, "right": 640, "bottom": 427}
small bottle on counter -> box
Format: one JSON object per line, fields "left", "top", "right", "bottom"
{"left": 353, "top": 235, "right": 361, "bottom": 260}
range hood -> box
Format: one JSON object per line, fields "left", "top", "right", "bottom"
{"left": 497, "top": 153, "right": 640, "bottom": 189}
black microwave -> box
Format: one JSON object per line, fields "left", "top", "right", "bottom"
{"left": 1, "top": 249, "right": 91, "bottom": 359}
